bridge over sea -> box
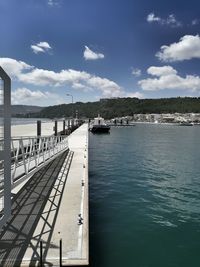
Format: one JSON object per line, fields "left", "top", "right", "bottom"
{"left": 0, "top": 123, "right": 89, "bottom": 266}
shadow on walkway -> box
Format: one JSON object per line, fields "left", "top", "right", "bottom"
{"left": 0, "top": 149, "right": 72, "bottom": 266}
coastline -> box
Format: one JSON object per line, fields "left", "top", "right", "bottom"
{"left": 10, "top": 119, "right": 199, "bottom": 138}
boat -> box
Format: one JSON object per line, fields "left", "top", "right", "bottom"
{"left": 90, "top": 115, "right": 110, "bottom": 133}
{"left": 178, "top": 122, "right": 193, "bottom": 126}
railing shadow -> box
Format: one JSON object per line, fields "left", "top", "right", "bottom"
{"left": 0, "top": 148, "right": 73, "bottom": 266}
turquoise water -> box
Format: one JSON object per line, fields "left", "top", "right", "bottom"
{"left": 89, "top": 124, "right": 200, "bottom": 267}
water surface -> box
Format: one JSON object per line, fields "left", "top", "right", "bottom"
{"left": 89, "top": 124, "right": 200, "bottom": 267}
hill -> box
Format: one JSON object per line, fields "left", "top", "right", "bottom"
{"left": 7, "top": 105, "right": 44, "bottom": 116}
{"left": 22, "top": 97, "right": 200, "bottom": 119}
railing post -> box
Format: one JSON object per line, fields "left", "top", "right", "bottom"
{"left": 54, "top": 121, "right": 58, "bottom": 136}
{"left": 63, "top": 120, "right": 65, "bottom": 134}
{"left": 41, "top": 137, "right": 45, "bottom": 163}
{"left": 37, "top": 137, "right": 42, "bottom": 166}
{"left": 60, "top": 238, "right": 62, "bottom": 267}
{"left": 20, "top": 138, "right": 28, "bottom": 175}
{"left": 37, "top": 120, "right": 41, "bottom": 136}
{"left": 27, "top": 138, "right": 33, "bottom": 172}
{"left": 40, "top": 240, "right": 43, "bottom": 266}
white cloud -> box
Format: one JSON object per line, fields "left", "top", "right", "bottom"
{"left": 147, "top": 66, "right": 177, "bottom": 76}
{"left": 19, "top": 68, "right": 92, "bottom": 87}
{"left": 0, "top": 57, "right": 123, "bottom": 98}
{"left": 87, "top": 76, "right": 121, "bottom": 97}
{"left": 0, "top": 58, "right": 32, "bottom": 77}
{"left": 37, "top": 42, "right": 51, "bottom": 49}
{"left": 11, "top": 88, "right": 61, "bottom": 105}
{"left": 31, "top": 41, "right": 52, "bottom": 54}
{"left": 47, "top": 0, "right": 54, "bottom": 6}
{"left": 156, "top": 35, "right": 200, "bottom": 62}
{"left": 125, "top": 92, "right": 144, "bottom": 98}
{"left": 147, "top": 13, "right": 161, "bottom": 22}
{"left": 71, "top": 82, "right": 92, "bottom": 92}
{"left": 83, "top": 46, "right": 104, "bottom": 60}
{"left": 72, "top": 83, "right": 88, "bottom": 90}
{"left": 47, "top": 0, "right": 60, "bottom": 7}
{"left": 147, "top": 13, "right": 182, "bottom": 27}
{"left": 166, "top": 14, "right": 181, "bottom": 27}
{"left": 138, "top": 65, "right": 200, "bottom": 91}
{"left": 132, "top": 68, "right": 141, "bottom": 77}
{"left": 31, "top": 45, "right": 45, "bottom": 54}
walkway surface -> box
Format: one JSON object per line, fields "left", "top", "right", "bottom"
{"left": 0, "top": 123, "right": 89, "bottom": 266}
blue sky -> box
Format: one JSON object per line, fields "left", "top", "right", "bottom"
{"left": 1, "top": 0, "right": 200, "bottom": 106}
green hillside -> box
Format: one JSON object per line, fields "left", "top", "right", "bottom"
{"left": 25, "top": 97, "right": 200, "bottom": 119}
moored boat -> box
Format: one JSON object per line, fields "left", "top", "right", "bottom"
{"left": 179, "top": 122, "right": 193, "bottom": 126}
{"left": 90, "top": 115, "right": 110, "bottom": 133}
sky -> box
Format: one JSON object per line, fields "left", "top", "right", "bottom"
{"left": 1, "top": 0, "right": 200, "bottom": 106}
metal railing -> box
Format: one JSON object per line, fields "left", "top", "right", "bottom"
{"left": 0, "top": 135, "right": 68, "bottom": 190}
{"left": 0, "top": 67, "right": 11, "bottom": 227}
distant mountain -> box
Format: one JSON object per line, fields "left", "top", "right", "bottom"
{"left": 0, "top": 105, "right": 44, "bottom": 116}
{"left": 22, "top": 97, "right": 200, "bottom": 119}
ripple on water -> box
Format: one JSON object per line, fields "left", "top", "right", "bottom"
{"left": 89, "top": 125, "right": 200, "bottom": 267}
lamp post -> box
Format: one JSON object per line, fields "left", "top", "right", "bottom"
{"left": 66, "top": 93, "right": 74, "bottom": 118}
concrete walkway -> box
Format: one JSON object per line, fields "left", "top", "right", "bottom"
{"left": 47, "top": 123, "right": 89, "bottom": 266}
{"left": 0, "top": 123, "right": 89, "bottom": 266}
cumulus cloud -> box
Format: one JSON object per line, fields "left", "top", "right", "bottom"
{"left": 19, "top": 68, "right": 93, "bottom": 87}
{"left": 0, "top": 58, "right": 32, "bottom": 77}
{"left": 147, "top": 13, "right": 161, "bottom": 22}
{"left": 125, "top": 92, "right": 144, "bottom": 98}
{"left": 83, "top": 46, "right": 104, "bottom": 60}
{"left": 138, "top": 65, "right": 200, "bottom": 91}
{"left": 72, "top": 82, "right": 90, "bottom": 91}
{"left": 87, "top": 76, "right": 121, "bottom": 97}
{"left": 132, "top": 68, "right": 141, "bottom": 77}
{"left": 37, "top": 42, "right": 51, "bottom": 49}
{"left": 11, "top": 88, "right": 61, "bottom": 105}
{"left": 147, "top": 13, "right": 182, "bottom": 27}
{"left": 147, "top": 66, "right": 177, "bottom": 76}
{"left": 30, "top": 46, "right": 44, "bottom": 54}
{"left": 0, "top": 57, "right": 123, "bottom": 98}
{"left": 31, "top": 41, "right": 52, "bottom": 54}
{"left": 156, "top": 35, "right": 200, "bottom": 62}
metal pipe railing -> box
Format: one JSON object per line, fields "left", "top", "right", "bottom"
{"left": 0, "top": 135, "right": 68, "bottom": 188}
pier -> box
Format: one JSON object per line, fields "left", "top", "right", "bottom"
{"left": 0, "top": 123, "right": 89, "bottom": 266}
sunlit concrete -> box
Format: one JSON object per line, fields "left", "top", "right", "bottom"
{"left": 24, "top": 123, "right": 89, "bottom": 266}
{"left": 44, "top": 123, "right": 89, "bottom": 266}
{"left": 46, "top": 123, "right": 89, "bottom": 266}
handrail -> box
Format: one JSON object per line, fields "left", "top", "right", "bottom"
{"left": 0, "top": 135, "right": 68, "bottom": 187}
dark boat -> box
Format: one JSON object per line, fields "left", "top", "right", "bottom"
{"left": 90, "top": 115, "right": 110, "bottom": 133}
{"left": 91, "top": 124, "right": 110, "bottom": 133}
{"left": 179, "top": 122, "right": 193, "bottom": 126}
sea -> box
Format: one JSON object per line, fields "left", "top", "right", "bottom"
{"left": 0, "top": 117, "right": 52, "bottom": 126}
{"left": 89, "top": 123, "right": 200, "bottom": 267}
{"left": 10, "top": 118, "right": 51, "bottom": 125}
